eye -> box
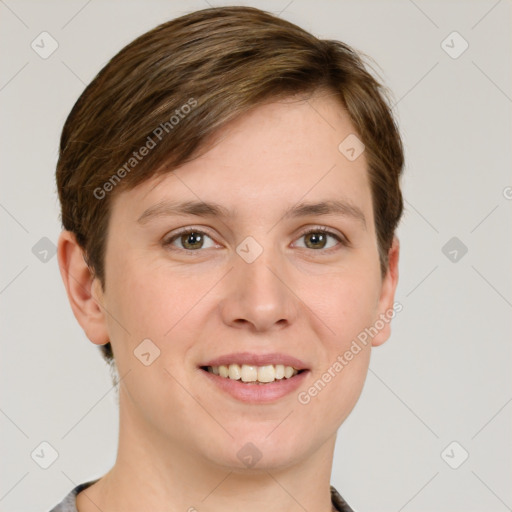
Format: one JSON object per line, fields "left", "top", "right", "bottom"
{"left": 162, "top": 226, "right": 347, "bottom": 253}
{"left": 293, "top": 227, "right": 346, "bottom": 252}
{"left": 163, "top": 228, "right": 217, "bottom": 251}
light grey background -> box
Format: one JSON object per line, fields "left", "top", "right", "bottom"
{"left": 1, "top": 1, "right": 511, "bottom": 511}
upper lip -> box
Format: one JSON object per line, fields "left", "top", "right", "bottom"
{"left": 200, "top": 352, "right": 309, "bottom": 370}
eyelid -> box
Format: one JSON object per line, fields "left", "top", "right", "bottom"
{"left": 162, "top": 224, "right": 349, "bottom": 252}
{"left": 162, "top": 225, "right": 220, "bottom": 249}
{"left": 293, "top": 226, "right": 349, "bottom": 252}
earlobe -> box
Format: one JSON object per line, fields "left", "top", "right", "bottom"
{"left": 371, "top": 237, "right": 400, "bottom": 347}
{"left": 57, "top": 230, "right": 109, "bottom": 345}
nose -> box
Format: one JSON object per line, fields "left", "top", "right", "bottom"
{"left": 218, "top": 244, "right": 299, "bottom": 333}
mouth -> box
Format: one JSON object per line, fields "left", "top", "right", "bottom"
{"left": 200, "top": 364, "right": 306, "bottom": 384}
{"left": 198, "top": 355, "right": 310, "bottom": 403}
{"left": 198, "top": 352, "right": 310, "bottom": 403}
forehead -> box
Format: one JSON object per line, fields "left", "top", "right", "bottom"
{"left": 112, "top": 93, "right": 373, "bottom": 225}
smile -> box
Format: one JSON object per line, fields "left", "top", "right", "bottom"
{"left": 199, "top": 366, "right": 308, "bottom": 404}
{"left": 203, "top": 364, "right": 301, "bottom": 384}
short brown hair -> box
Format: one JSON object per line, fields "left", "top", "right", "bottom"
{"left": 56, "top": 6, "right": 404, "bottom": 365}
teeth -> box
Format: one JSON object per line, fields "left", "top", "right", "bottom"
{"left": 257, "top": 365, "right": 275, "bottom": 383}
{"left": 241, "top": 365, "right": 258, "bottom": 382}
{"left": 207, "top": 364, "right": 300, "bottom": 383}
{"left": 275, "top": 364, "right": 285, "bottom": 379}
{"left": 284, "top": 366, "right": 294, "bottom": 379}
{"left": 228, "top": 364, "right": 241, "bottom": 380}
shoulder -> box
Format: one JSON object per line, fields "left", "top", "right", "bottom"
{"left": 330, "top": 485, "right": 357, "bottom": 512}
{"left": 47, "top": 479, "right": 100, "bottom": 512}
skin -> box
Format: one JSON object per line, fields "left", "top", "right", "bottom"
{"left": 58, "top": 91, "right": 399, "bottom": 512}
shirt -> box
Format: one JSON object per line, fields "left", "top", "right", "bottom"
{"left": 48, "top": 479, "right": 356, "bottom": 511}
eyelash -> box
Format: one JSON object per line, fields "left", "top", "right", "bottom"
{"left": 162, "top": 226, "right": 347, "bottom": 254}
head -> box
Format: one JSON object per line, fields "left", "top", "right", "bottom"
{"left": 57, "top": 6, "right": 403, "bottom": 470}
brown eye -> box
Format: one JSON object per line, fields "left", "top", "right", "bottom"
{"left": 164, "top": 229, "right": 216, "bottom": 251}
{"left": 304, "top": 231, "right": 328, "bottom": 249}
{"left": 295, "top": 227, "right": 345, "bottom": 251}
{"left": 179, "top": 231, "right": 204, "bottom": 250}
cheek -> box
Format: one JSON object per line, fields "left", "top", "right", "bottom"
{"left": 299, "top": 266, "right": 379, "bottom": 419}
{"left": 309, "top": 263, "right": 381, "bottom": 344}
{"left": 102, "top": 250, "right": 174, "bottom": 351}
{"left": 102, "top": 260, "right": 200, "bottom": 420}
{"left": 103, "top": 253, "right": 214, "bottom": 374}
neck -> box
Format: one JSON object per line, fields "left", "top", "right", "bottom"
{"left": 77, "top": 387, "right": 337, "bottom": 512}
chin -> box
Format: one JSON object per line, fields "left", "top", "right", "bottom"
{"left": 203, "top": 427, "right": 311, "bottom": 472}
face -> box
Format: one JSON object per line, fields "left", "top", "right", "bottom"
{"left": 91, "top": 92, "right": 398, "bottom": 470}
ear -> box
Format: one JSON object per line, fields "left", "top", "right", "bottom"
{"left": 371, "top": 236, "right": 400, "bottom": 347}
{"left": 57, "top": 230, "right": 109, "bottom": 345}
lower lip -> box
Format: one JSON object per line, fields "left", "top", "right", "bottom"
{"left": 199, "top": 368, "right": 309, "bottom": 404}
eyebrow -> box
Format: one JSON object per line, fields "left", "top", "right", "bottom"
{"left": 137, "top": 199, "right": 366, "bottom": 228}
